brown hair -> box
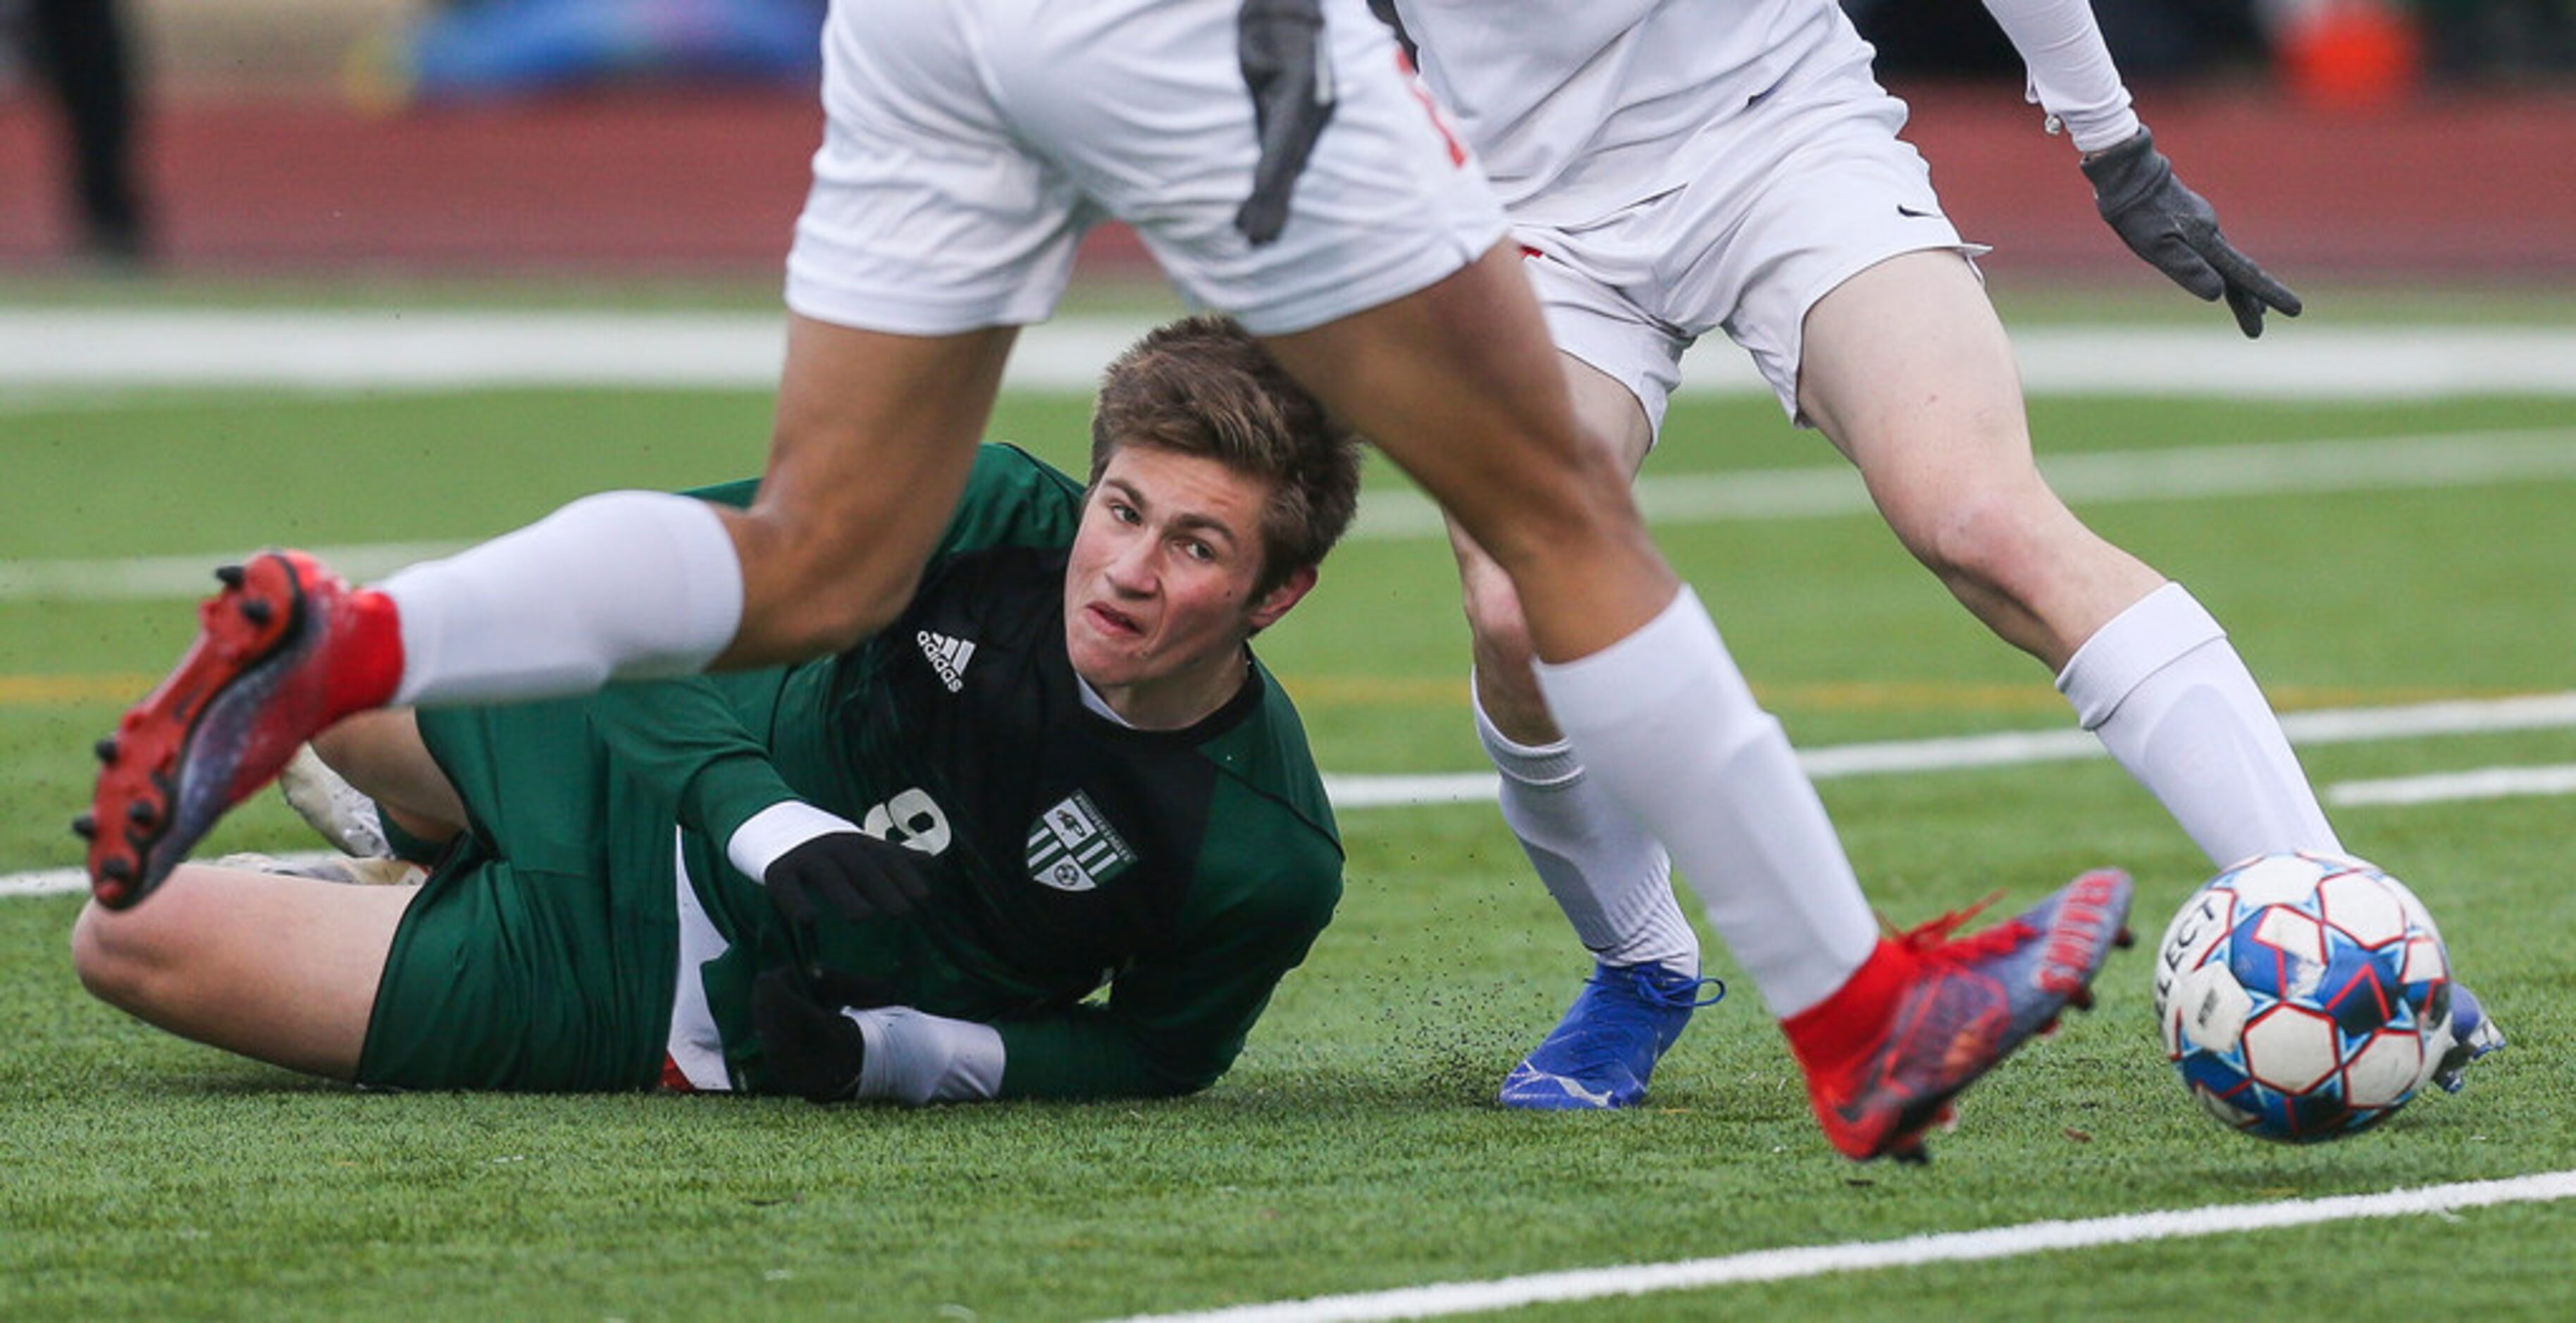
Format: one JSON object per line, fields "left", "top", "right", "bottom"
{"left": 1089, "top": 316, "right": 1363, "bottom": 596}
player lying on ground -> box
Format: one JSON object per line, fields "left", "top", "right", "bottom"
{"left": 71, "top": 318, "right": 1354, "bottom": 1104}
{"left": 84, "top": 0, "right": 2134, "bottom": 1162}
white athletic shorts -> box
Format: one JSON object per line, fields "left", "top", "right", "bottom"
{"left": 1516, "top": 10, "right": 1986, "bottom": 430}
{"left": 786, "top": 0, "right": 1506, "bottom": 338}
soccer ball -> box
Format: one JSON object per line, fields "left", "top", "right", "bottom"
{"left": 2150, "top": 851, "right": 2453, "bottom": 1143}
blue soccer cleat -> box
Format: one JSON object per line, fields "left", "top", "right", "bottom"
{"left": 1499, "top": 962, "right": 1726, "bottom": 1110}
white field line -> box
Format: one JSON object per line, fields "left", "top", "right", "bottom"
{"left": 1105, "top": 1171, "right": 2576, "bottom": 1323}
{"left": 8, "top": 428, "right": 2576, "bottom": 601}
{"left": 6, "top": 311, "right": 2576, "bottom": 397}
{"left": 1320, "top": 691, "right": 2576, "bottom": 809}
{"left": 1346, "top": 426, "right": 2576, "bottom": 540}
{"left": 0, "top": 542, "right": 483, "bottom": 604}
{"left": 1, "top": 851, "right": 339, "bottom": 901}
{"left": 10, "top": 695, "right": 2571, "bottom": 900}
{"left": 2328, "top": 762, "right": 2576, "bottom": 807}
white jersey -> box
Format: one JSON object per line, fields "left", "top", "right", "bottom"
{"left": 1390, "top": 0, "right": 1831, "bottom": 224}
{"left": 1390, "top": 0, "right": 2138, "bottom": 225}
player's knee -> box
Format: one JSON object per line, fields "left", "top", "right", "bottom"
{"left": 1907, "top": 484, "right": 2058, "bottom": 607}
{"left": 70, "top": 872, "right": 229, "bottom": 1017}
{"left": 69, "top": 899, "right": 161, "bottom": 1012}
{"left": 1470, "top": 440, "right": 1638, "bottom": 573}
{"left": 1459, "top": 559, "right": 1535, "bottom": 659}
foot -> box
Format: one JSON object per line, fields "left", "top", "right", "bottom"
{"left": 77, "top": 552, "right": 402, "bottom": 909}
{"left": 1499, "top": 962, "right": 1725, "bottom": 1110}
{"left": 213, "top": 852, "right": 427, "bottom": 887}
{"left": 278, "top": 744, "right": 394, "bottom": 859}
{"left": 1791, "top": 867, "right": 2135, "bottom": 1162}
{"left": 2432, "top": 983, "right": 2504, "bottom": 1094}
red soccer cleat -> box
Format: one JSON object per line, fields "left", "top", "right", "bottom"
{"left": 77, "top": 551, "right": 403, "bottom": 909}
{"left": 1785, "top": 867, "right": 2136, "bottom": 1163}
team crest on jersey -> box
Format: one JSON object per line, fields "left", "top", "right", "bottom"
{"left": 916, "top": 629, "right": 976, "bottom": 692}
{"left": 1026, "top": 790, "right": 1137, "bottom": 893}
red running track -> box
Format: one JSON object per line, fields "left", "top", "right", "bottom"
{"left": 2, "top": 80, "right": 2572, "bottom": 278}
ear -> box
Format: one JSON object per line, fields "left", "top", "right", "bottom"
{"left": 1244, "top": 564, "right": 1318, "bottom": 633}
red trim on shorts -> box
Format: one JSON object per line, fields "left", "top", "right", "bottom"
{"left": 1395, "top": 50, "right": 1468, "bottom": 167}
{"left": 660, "top": 1052, "right": 697, "bottom": 1093}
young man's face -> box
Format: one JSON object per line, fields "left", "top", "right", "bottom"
{"left": 1063, "top": 442, "right": 1315, "bottom": 729}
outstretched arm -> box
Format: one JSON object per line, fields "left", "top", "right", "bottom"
{"left": 756, "top": 850, "right": 1341, "bottom": 1105}
{"left": 1979, "top": 0, "right": 2303, "bottom": 336}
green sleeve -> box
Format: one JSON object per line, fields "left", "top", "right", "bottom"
{"left": 991, "top": 810, "right": 1342, "bottom": 1100}
{"left": 586, "top": 671, "right": 806, "bottom": 855}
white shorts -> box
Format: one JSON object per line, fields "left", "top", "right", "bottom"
{"left": 786, "top": 0, "right": 1506, "bottom": 338}
{"left": 1516, "top": 13, "right": 1985, "bottom": 430}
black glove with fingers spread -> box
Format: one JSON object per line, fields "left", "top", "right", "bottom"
{"left": 763, "top": 831, "right": 932, "bottom": 926}
{"left": 2082, "top": 128, "right": 2303, "bottom": 339}
{"left": 1235, "top": 0, "right": 1337, "bottom": 246}
{"left": 750, "top": 967, "right": 866, "bottom": 1103}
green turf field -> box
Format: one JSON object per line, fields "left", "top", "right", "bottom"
{"left": 4, "top": 292, "right": 2574, "bottom": 1319}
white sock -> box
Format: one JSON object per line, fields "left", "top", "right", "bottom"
{"left": 1533, "top": 589, "right": 1878, "bottom": 1018}
{"left": 2057, "top": 583, "right": 2341, "bottom": 867}
{"left": 379, "top": 491, "right": 744, "bottom": 706}
{"left": 1474, "top": 687, "right": 1697, "bottom": 976}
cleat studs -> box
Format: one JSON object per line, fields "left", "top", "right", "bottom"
{"left": 101, "top": 858, "right": 135, "bottom": 883}
{"left": 70, "top": 813, "right": 97, "bottom": 840}
{"left": 126, "top": 799, "right": 156, "bottom": 826}
{"left": 2112, "top": 926, "right": 2136, "bottom": 950}
{"left": 216, "top": 564, "right": 246, "bottom": 588}
{"left": 94, "top": 736, "right": 120, "bottom": 764}
{"left": 240, "top": 598, "right": 274, "bottom": 626}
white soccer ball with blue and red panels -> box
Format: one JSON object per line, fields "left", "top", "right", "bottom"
{"left": 2151, "top": 851, "right": 2453, "bottom": 1143}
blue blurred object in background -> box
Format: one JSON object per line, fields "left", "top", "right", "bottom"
{"left": 390, "top": 0, "right": 822, "bottom": 101}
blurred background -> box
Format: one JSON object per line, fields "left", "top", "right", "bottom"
{"left": 0, "top": 0, "right": 2570, "bottom": 289}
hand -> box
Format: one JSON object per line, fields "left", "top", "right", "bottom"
{"left": 1235, "top": 0, "right": 1338, "bottom": 246}
{"left": 763, "top": 831, "right": 932, "bottom": 926}
{"left": 750, "top": 967, "right": 866, "bottom": 1103}
{"left": 2082, "top": 129, "right": 2302, "bottom": 338}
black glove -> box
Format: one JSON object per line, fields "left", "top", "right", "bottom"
{"left": 751, "top": 967, "right": 866, "bottom": 1103}
{"left": 1235, "top": 0, "right": 1337, "bottom": 246}
{"left": 2082, "top": 128, "right": 2302, "bottom": 339}
{"left": 763, "top": 831, "right": 932, "bottom": 926}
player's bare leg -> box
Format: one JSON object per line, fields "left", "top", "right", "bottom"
{"left": 1800, "top": 249, "right": 2336, "bottom": 864}
{"left": 310, "top": 709, "right": 468, "bottom": 844}
{"left": 1266, "top": 244, "right": 2131, "bottom": 1157}
{"left": 718, "top": 318, "right": 1018, "bottom": 666}
{"left": 70, "top": 864, "right": 418, "bottom": 1079}
{"left": 1797, "top": 250, "right": 2160, "bottom": 668}
{"left": 1263, "top": 244, "right": 1672, "bottom": 659}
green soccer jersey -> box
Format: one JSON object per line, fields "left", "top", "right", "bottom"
{"left": 571, "top": 445, "right": 1342, "bottom": 1099}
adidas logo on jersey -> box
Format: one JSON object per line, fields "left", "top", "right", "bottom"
{"left": 916, "top": 630, "right": 976, "bottom": 692}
